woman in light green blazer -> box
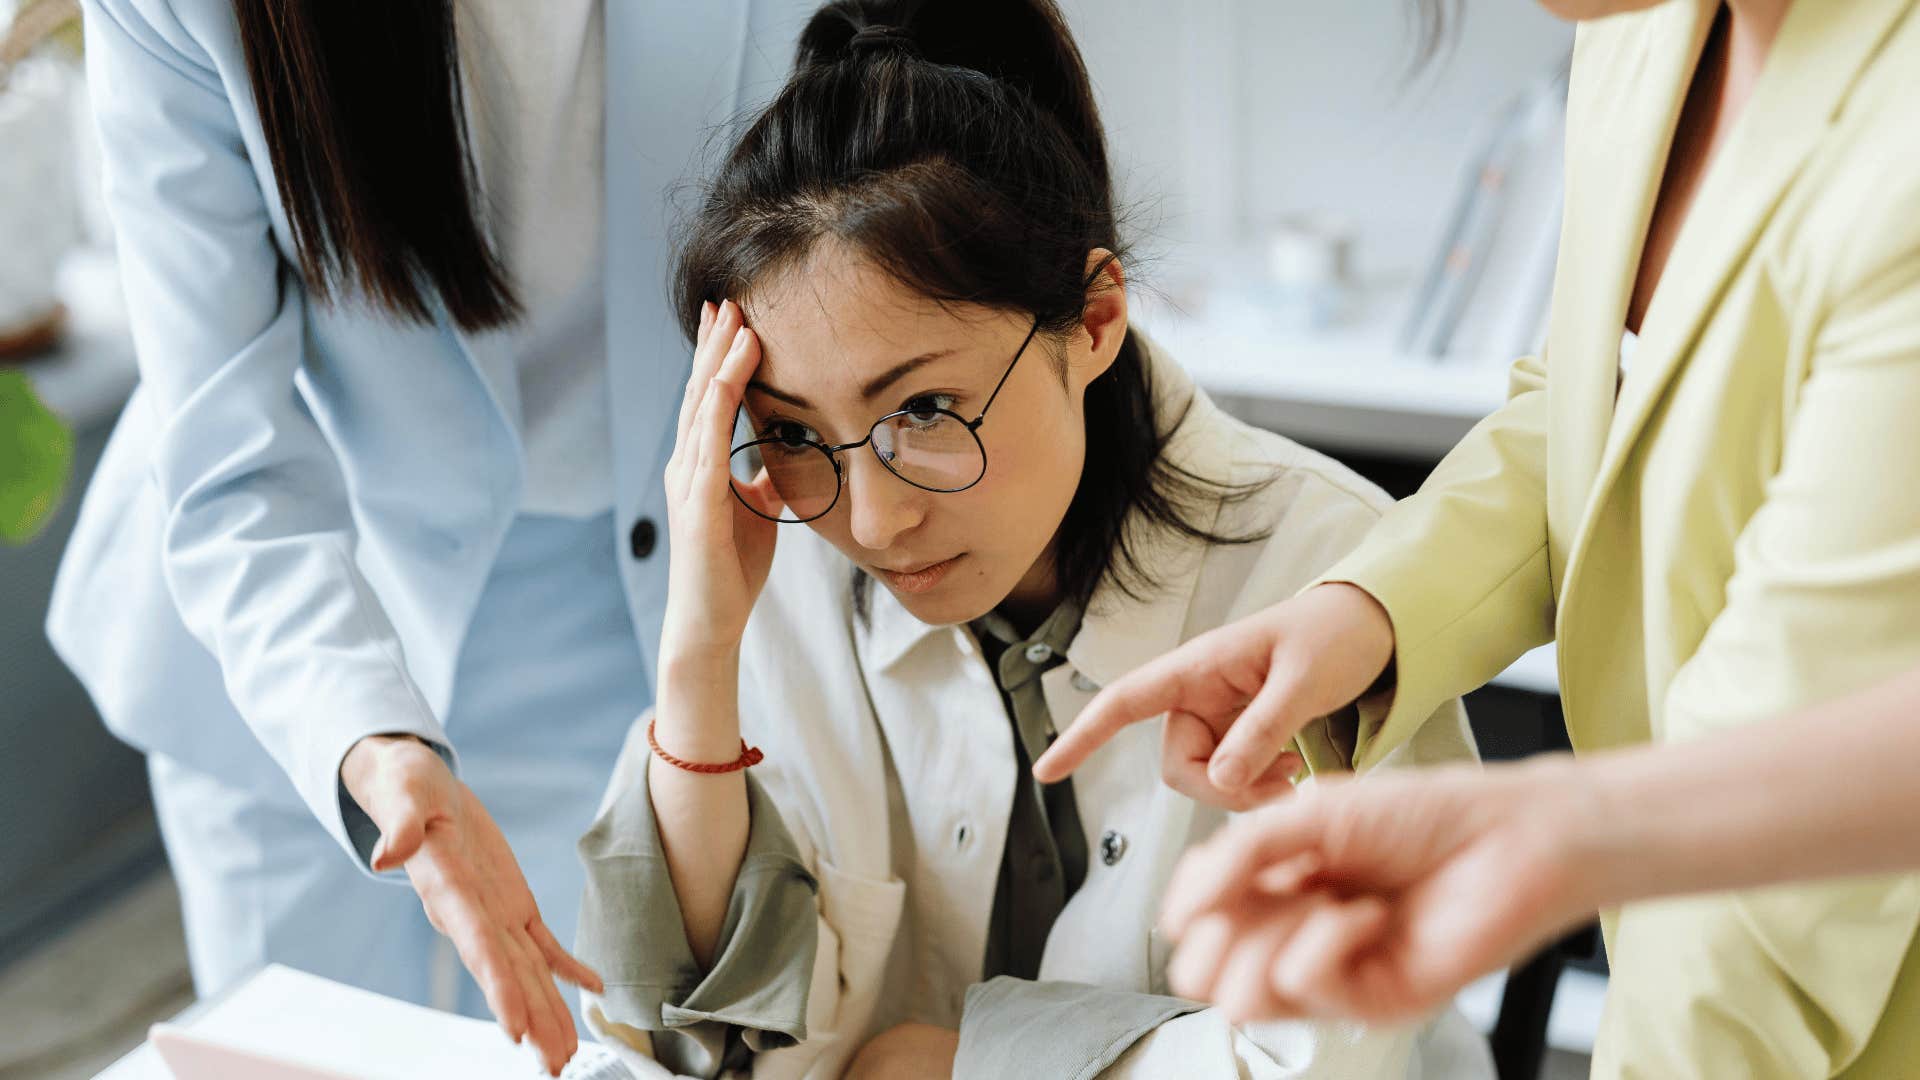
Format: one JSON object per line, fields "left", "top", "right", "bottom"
{"left": 1038, "top": 0, "right": 1920, "bottom": 1074}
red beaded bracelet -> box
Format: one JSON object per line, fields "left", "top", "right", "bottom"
{"left": 647, "top": 717, "right": 764, "bottom": 774}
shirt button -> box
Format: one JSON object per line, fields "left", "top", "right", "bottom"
{"left": 628, "top": 517, "right": 658, "bottom": 560}
{"left": 1100, "top": 829, "right": 1128, "bottom": 866}
{"left": 1070, "top": 671, "right": 1098, "bottom": 693}
{"left": 1023, "top": 642, "right": 1053, "bottom": 664}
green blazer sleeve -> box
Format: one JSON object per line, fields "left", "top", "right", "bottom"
{"left": 1315, "top": 352, "right": 1558, "bottom": 770}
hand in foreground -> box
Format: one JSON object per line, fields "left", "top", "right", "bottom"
{"left": 1156, "top": 759, "right": 1597, "bottom": 1025}
{"left": 342, "top": 734, "right": 604, "bottom": 1077}
{"left": 1033, "top": 583, "right": 1395, "bottom": 809}
{"left": 843, "top": 1022, "right": 960, "bottom": 1080}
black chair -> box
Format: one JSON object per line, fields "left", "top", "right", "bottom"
{"left": 1456, "top": 687, "right": 1605, "bottom": 1079}
{"left": 1488, "top": 921, "right": 1601, "bottom": 1080}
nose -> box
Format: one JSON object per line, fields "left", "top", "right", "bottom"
{"left": 842, "top": 446, "right": 925, "bottom": 551}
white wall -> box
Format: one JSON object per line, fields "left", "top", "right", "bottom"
{"left": 1059, "top": 0, "right": 1573, "bottom": 282}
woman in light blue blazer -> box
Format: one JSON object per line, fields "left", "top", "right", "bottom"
{"left": 47, "top": 1, "right": 816, "bottom": 1072}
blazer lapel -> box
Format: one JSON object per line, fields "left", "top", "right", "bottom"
{"left": 1573, "top": 0, "right": 1915, "bottom": 564}
{"left": 1547, "top": 0, "right": 1710, "bottom": 568}
{"left": 443, "top": 321, "right": 523, "bottom": 446}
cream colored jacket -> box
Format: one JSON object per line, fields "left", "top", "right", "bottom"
{"left": 583, "top": 342, "right": 1488, "bottom": 1078}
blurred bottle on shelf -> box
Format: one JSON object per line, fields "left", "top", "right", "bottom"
{"left": 1263, "top": 214, "right": 1357, "bottom": 333}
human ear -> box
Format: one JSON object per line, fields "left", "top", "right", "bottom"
{"left": 1073, "top": 249, "right": 1128, "bottom": 390}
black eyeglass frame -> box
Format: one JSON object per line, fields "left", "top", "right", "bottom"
{"left": 730, "top": 316, "right": 1046, "bottom": 524}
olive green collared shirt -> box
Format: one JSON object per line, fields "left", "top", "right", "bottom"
{"left": 969, "top": 600, "right": 1090, "bottom": 982}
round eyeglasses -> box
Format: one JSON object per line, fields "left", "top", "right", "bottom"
{"left": 729, "top": 318, "right": 1044, "bottom": 524}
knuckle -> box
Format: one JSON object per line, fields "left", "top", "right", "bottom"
{"left": 1160, "top": 768, "right": 1204, "bottom": 805}
{"left": 1159, "top": 757, "right": 1182, "bottom": 788}
{"left": 1227, "top": 789, "right": 1269, "bottom": 812}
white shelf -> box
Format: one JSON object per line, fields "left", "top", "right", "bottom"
{"left": 1492, "top": 644, "right": 1559, "bottom": 697}
{"left": 1134, "top": 284, "right": 1513, "bottom": 459}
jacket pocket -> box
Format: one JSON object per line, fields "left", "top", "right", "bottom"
{"left": 814, "top": 857, "right": 907, "bottom": 1027}
{"left": 753, "top": 857, "right": 906, "bottom": 1080}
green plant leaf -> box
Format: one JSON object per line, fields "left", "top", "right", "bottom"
{"left": 0, "top": 369, "right": 73, "bottom": 543}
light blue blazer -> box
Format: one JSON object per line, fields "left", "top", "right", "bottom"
{"left": 48, "top": 0, "right": 818, "bottom": 866}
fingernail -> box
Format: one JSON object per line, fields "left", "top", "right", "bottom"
{"left": 730, "top": 327, "right": 750, "bottom": 351}
{"left": 1213, "top": 758, "right": 1249, "bottom": 789}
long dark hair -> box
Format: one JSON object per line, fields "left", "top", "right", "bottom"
{"left": 232, "top": 1, "right": 517, "bottom": 331}
{"left": 1409, "top": 0, "right": 1461, "bottom": 70}
{"left": 675, "top": 0, "right": 1268, "bottom": 612}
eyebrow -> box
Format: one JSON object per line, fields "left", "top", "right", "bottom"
{"left": 747, "top": 350, "right": 960, "bottom": 410}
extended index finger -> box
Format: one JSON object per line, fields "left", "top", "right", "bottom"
{"left": 1032, "top": 648, "right": 1200, "bottom": 782}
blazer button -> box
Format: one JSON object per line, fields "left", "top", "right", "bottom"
{"left": 1100, "top": 829, "right": 1127, "bottom": 866}
{"left": 628, "top": 517, "right": 658, "bottom": 560}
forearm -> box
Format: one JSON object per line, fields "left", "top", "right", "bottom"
{"left": 1316, "top": 361, "right": 1556, "bottom": 768}
{"left": 649, "top": 650, "right": 753, "bottom": 968}
{"left": 577, "top": 716, "right": 819, "bottom": 1071}
{"left": 1566, "top": 667, "right": 1920, "bottom": 908}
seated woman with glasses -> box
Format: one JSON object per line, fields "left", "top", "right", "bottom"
{"left": 574, "top": 2, "right": 1488, "bottom": 1078}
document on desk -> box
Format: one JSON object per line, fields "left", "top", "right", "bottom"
{"left": 155, "top": 964, "right": 635, "bottom": 1080}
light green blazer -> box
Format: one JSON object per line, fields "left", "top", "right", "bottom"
{"left": 1324, "top": 0, "right": 1920, "bottom": 1075}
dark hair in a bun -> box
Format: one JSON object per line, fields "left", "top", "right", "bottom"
{"left": 674, "top": 0, "right": 1267, "bottom": 609}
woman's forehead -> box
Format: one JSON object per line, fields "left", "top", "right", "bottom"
{"left": 748, "top": 251, "right": 984, "bottom": 341}
{"left": 745, "top": 258, "right": 1025, "bottom": 396}
{"left": 747, "top": 318, "right": 982, "bottom": 410}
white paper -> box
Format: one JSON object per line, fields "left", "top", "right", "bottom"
{"left": 183, "top": 965, "right": 628, "bottom": 1080}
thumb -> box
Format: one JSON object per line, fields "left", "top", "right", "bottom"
{"left": 371, "top": 808, "right": 428, "bottom": 872}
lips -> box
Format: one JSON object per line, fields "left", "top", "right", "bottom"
{"left": 874, "top": 554, "right": 962, "bottom": 595}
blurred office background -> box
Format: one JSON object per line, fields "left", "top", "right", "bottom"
{"left": 0, "top": 2, "right": 1587, "bottom": 1076}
